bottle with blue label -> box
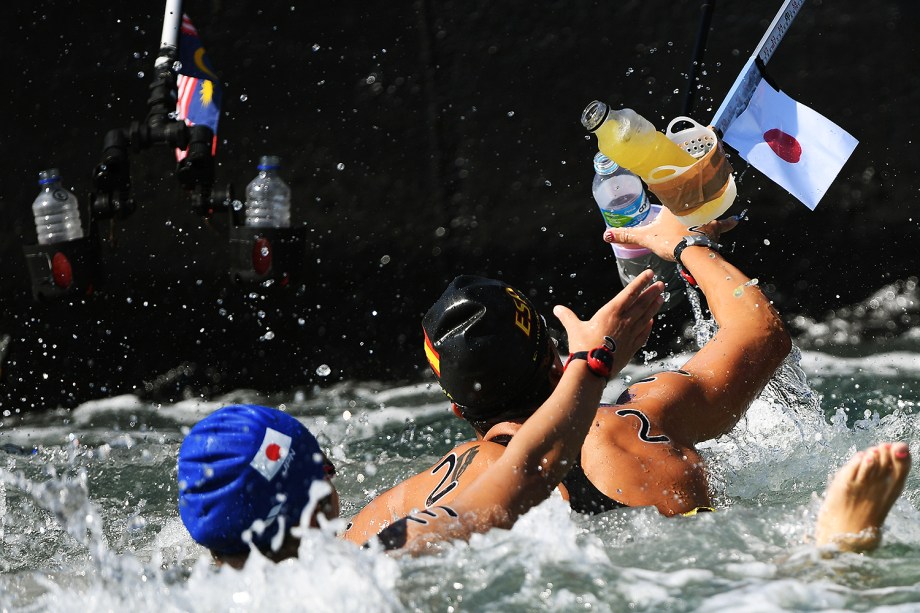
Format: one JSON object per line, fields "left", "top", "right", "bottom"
{"left": 591, "top": 152, "right": 651, "bottom": 229}
{"left": 591, "top": 152, "right": 685, "bottom": 311}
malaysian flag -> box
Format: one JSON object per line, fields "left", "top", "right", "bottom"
{"left": 175, "top": 14, "right": 221, "bottom": 160}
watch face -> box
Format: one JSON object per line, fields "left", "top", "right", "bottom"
{"left": 688, "top": 236, "right": 709, "bottom": 247}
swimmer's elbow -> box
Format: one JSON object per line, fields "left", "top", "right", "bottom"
{"left": 740, "top": 309, "right": 791, "bottom": 369}
{"left": 765, "top": 319, "right": 792, "bottom": 368}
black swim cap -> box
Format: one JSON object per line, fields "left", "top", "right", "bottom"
{"left": 422, "top": 276, "right": 555, "bottom": 420}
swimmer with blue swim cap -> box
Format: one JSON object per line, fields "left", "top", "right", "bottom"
{"left": 177, "top": 404, "right": 335, "bottom": 563}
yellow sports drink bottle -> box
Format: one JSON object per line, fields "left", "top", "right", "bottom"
{"left": 581, "top": 101, "right": 696, "bottom": 180}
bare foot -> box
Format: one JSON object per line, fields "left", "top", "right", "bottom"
{"left": 815, "top": 442, "right": 912, "bottom": 552}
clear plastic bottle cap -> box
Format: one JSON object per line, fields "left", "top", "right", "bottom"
{"left": 593, "top": 152, "right": 620, "bottom": 175}
{"left": 257, "top": 155, "right": 282, "bottom": 171}
{"left": 38, "top": 168, "right": 61, "bottom": 185}
{"left": 581, "top": 100, "right": 609, "bottom": 132}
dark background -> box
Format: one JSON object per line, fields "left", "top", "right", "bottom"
{"left": 1, "top": 0, "right": 918, "bottom": 411}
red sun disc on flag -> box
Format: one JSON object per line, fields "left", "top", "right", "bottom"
{"left": 763, "top": 129, "right": 802, "bottom": 163}
{"left": 265, "top": 443, "right": 281, "bottom": 461}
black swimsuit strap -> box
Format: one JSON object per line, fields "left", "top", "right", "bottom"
{"left": 485, "top": 433, "right": 627, "bottom": 514}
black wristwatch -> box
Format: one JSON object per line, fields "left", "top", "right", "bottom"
{"left": 673, "top": 235, "right": 722, "bottom": 287}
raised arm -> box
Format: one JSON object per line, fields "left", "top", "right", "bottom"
{"left": 604, "top": 209, "right": 791, "bottom": 444}
{"left": 371, "top": 271, "right": 664, "bottom": 554}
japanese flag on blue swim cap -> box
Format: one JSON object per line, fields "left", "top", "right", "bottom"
{"left": 177, "top": 404, "right": 325, "bottom": 555}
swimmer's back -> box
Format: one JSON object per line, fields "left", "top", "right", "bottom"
{"left": 343, "top": 440, "right": 504, "bottom": 544}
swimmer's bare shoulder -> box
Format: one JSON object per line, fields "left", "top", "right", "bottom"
{"left": 578, "top": 375, "right": 711, "bottom": 515}
{"left": 342, "top": 440, "right": 505, "bottom": 544}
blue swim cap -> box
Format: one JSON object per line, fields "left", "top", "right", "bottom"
{"left": 177, "top": 404, "right": 325, "bottom": 555}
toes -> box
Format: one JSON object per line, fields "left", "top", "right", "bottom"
{"left": 891, "top": 441, "right": 912, "bottom": 487}
{"left": 877, "top": 443, "right": 894, "bottom": 473}
{"left": 855, "top": 446, "right": 881, "bottom": 482}
{"left": 837, "top": 450, "right": 864, "bottom": 483}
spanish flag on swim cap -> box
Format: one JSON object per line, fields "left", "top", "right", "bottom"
{"left": 423, "top": 330, "right": 441, "bottom": 377}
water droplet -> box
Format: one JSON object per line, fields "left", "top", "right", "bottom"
{"left": 312, "top": 44, "right": 321, "bottom": 52}
{"left": 380, "top": 254, "right": 391, "bottom": 265}
{"left": 240, "top": 94, "right": 249, "bottom": 102}
{"left": 136, "top": 71, "right": 145, "bottom": 78}
{"left": 316, "top": 364, "right": 332, "bottom": 377}
{"left": 336, "top": 163, "right": 345, "bottom": 170}
{"left": 544, "top": 180, "right": 552, "bottom": 186}
{"left": 507, "top": 111, "right": 515, "bottom": 117}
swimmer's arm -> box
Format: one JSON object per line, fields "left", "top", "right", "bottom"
{"left": 660, "top": 243, "right": 790, "bottom": 442}
{"left": 606, "top": 211, "right": 791, "bottom": 444}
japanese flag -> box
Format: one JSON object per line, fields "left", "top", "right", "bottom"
{"left": 722, "top": 78, "right": 858, "bottom": 210}
{"left": 250, "top": 427, "right": 292, "bottom": 481}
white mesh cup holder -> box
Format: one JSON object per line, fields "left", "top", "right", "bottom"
{"left": 644, "top": 116, "right": 736, "bottom": 226}
{"left": 666, "top": 116, "right": 717, "bottom": 159}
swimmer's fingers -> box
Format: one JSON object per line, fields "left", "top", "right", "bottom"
{"left": 695, "top": 214, "right": 740, "bottom": 242}
{"left": 553, "top": 270, "right": 662, "bottom": 355}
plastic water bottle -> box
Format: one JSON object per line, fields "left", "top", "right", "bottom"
{"left": 245, "top": 155, "right": 291, "bottom": 228}
{"left": 592, "top": 152, "right": 650, "bottom": 229}
{"left": 590, "top": 153, "right": 685, "bottom": 309}
{"left": 31, "top": 169, "right": 84, "bottom": 245}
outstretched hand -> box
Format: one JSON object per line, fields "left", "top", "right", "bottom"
{"left": 603, "top": 208, "right": 740, "bottom": 261}
{"left": 553, "top": 270, "right": 663, "bottom": 376}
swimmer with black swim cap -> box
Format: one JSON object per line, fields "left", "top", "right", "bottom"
{"left": 422, "top": 275, "right": 558, "bottom": 433}
{"left": 346, "top": 207, "right": 795, "bottom": 542}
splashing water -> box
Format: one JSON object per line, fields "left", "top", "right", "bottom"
{"left": 2, "top": 312, "right": 920, "bottom": 610}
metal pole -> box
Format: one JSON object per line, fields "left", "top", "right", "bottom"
{"left": 711, "top": 0, "right": 806, "bottom": 134}
{"left": 155, "top": 0, "right": 183, "bottom": 69}
{"left": 683, "top": 0, "right": 716, "bottom": 117}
